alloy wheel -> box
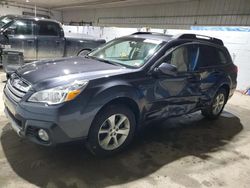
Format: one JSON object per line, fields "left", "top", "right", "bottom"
{"left": 212, "top": 93, "right": 225, "bottom": 115}
{"left": 98, "top": 114, "right": 130, "bottom": 150}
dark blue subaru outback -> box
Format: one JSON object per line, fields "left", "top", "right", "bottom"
{"left": 3, "top": 32, "right": 237, "bottom": 156}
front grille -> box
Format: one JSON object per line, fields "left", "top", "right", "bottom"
{"left": 5, "top": 74, "right": 31, "bottom": 103}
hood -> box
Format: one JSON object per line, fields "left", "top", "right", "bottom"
{"left": 16, "top": 56, "right": 131, "bottom": 88}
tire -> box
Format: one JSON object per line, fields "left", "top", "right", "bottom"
{"left": 86, "top": 105, "right": 136, "bottom": 157}
{"left": 78, "top": 49, "right": 91, "bottom": 57}
{"left": 202, "top": 88, "right": 228, "bottom": 119}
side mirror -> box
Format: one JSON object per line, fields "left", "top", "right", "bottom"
{"left": 155, "top": 63, "right": 178, "bottom": 76}
{"left": 59, "top": 29, "right": 64, "bottom": 38}
{"left": 4, "top": 27, "right": 15, "bottom": 35}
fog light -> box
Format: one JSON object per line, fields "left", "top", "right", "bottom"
{"left": 38, "top": 129, "right": 49, "bottom": 142}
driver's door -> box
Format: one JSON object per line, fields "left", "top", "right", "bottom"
{"left": 7, "top": 19, "right": 36, "bottom": 61}
{"left": 147, "top": 43, "right": 202, "bottom": 118}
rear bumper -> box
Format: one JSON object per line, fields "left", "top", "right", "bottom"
{"left": 3, "top": 89, "right": 93, "bottom": 146}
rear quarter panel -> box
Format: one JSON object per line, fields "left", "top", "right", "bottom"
{"left": 199, "top": 64, "right": 236, "bottom": 105}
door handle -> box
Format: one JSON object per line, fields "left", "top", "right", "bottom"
{"left": 56, "top": 41, "right": 60, "bottom": 45}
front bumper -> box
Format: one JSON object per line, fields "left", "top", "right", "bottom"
{"left": 3, "top": 89, "right": 94, "bottom": 146}
{"left": 4, "top": 106, "right": 69, "bottom": 146}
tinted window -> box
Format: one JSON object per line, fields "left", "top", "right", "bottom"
{"left": 163, "top": 44, "right": 199, "bottom": 72}
{"left": 196, "top": 45, "right": 219, "bottom": 68}
{"left": 217, "top": 50, "right": 228, "bottom": 64}
{"left": 8, "top": 20, "right": 34, "bottom": 35}
{"left": 37, "top": 21, "right": 60, "bottom": 36}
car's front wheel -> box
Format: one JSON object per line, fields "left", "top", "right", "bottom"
{"left": 202, "top": 88, "right": 227, "bottom": 119}
{"left": 86, "top": 105, "right": 136, "bottom": 156}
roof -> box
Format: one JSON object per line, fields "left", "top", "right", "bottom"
{"left": 2, "top": 14, "right": 61, "bottom": 24}
{"left": 129, "top": 32, "right": 224, "bottom": 46}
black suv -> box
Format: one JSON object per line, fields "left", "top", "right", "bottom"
{"left": 3, "top": 32, "right": 237, "bottom": 156}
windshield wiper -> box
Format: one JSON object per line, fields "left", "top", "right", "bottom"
{"left": 86, "top": 55, "right": 124, "bottom": 67}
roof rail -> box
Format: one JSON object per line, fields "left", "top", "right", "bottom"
{"left": 176, "top": 34, "right": 224, "bottom": 46}
{"left": 132, "top": 32, "right": 169, "bottom": 36}
{"left": 132, "top": 32, "right": 154, "bottom": 35}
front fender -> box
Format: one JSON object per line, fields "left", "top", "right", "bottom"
{"left": 75, "top": 81, "right": 144, "bottom": 137}
{"left": 88, "top": 81, "right": 144, "bottom": 112}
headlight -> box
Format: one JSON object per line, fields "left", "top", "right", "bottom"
{"left": 28, "top": 80, "right": 88, "bottom": 105}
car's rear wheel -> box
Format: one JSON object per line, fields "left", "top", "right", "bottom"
{"left": 86, "top": 105, "right": 136, "bottom": 156}
{"left": 202, "top": 88, "right": 227, "bottom": 119}
{"left": 78, "top": 49, "right": 91, "bottom": 57}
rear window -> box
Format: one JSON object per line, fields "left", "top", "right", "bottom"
{"left": 196, "top": 45, "right": 229, "bottom": 68}
{"left": 217, "top": 50, "right": 228, "bottom": 64}
{"left": 37, "top": 21, "right": 60, "bottom": 36}
{"left": 196, "top": 45, "right": 218, "bottom": 68}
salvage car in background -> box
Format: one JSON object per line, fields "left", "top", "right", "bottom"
{"left": 0, "top": 15, "right": 106, "bottom": 74}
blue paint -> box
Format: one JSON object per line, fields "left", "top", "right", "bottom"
{"left": 191, "top": 26, "right": 250, "bottom": 32}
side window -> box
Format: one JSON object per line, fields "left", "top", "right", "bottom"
{"left": 217, "top": 50, "right": 228, "bottom": 64}
{"left": 37, "top": 21, "right": 60, "bottom": 36}
{"left": 196, "top": 45, "right": 219, "bottom": 68}
{"left": 8, "top": 20, "right": 34, "bottom": 35}
{"left": 163, "top": 44, "right": 199, "bottom": 72}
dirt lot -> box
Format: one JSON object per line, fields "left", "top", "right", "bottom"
{"left": 0, "top": 69, "right": 250, "bottom": 188}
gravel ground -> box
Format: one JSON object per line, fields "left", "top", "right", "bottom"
{"left": 0, "top": 69, "right": 250, "bottom": 188}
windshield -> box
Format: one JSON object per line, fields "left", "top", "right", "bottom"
{"left": 0, "top": 16, "right": 13, "bottom": 28}
{"left": 88, "top": 37, "right": 164, "bottom": 68}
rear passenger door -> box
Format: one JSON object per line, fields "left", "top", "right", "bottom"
{"left": 36, "top": 21, "right": 65, "bottom": 59}
{"left": 195, "top": 44, "right": 227, "bottom": 102}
